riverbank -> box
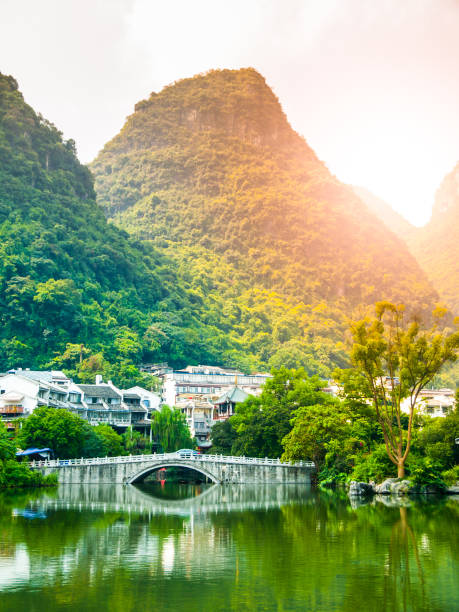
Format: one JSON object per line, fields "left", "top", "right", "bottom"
{"left": 348, "top": 477, "right": 459, "bottom": 497}
{"left": 0, "top": 460, "right": 57, "bottom": 489}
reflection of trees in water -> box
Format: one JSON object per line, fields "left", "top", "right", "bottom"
{"left": 0, "top": 488, "right": 457, "bottom": 612}
{"left": 385, "top": 506, "right": 426, "bottom": 612}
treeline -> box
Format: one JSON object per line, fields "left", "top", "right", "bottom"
{"left": 13, "top": 405, "right": 192, "bottom": 458}
{"left": 211, "top": 367, "right": 459, "bottom": 489}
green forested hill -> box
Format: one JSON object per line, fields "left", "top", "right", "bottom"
{"left": 90, "top": 68, "right": 439, "bottom": 375}
{"left": 407, "top": 162, "right": 459, "bottom": 313}
{"left": 354, "top": 173, "right": 459, "bottom": 315}
{"left": 0, "top": 72, "right": 245, "bottom": 379}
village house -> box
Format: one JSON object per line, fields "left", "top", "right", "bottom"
{"left": 160, "top": 364, "right": 271, "bottom": 407}
{"left": 0, "top": 369, "right": 160, "bottom": 432}
{"left": 401, "top": 388, "right": 456, "bottom": 418}
{"left": 213, "top": 386, "right": 250, "bottom": 421}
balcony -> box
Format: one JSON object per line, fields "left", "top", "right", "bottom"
{"left": 0, "top": 405, "right": 24, "bottom": 414}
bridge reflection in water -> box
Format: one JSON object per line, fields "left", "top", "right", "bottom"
{"left": 3, "top": 485, "right": 456, "bottom": 611}
{"left": 26, "top": 482, "right": 313, "bottom": 518}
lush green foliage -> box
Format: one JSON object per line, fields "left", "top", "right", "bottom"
{"left": 122, "top": 427, "right": 152, "bottom": 455}
{"left": 151, "top": 406, "right": 194, "bottom": 452}
{"left": 91, "top": 68, "right": 438, "bottom": 376}
{"left": 92, "top": 424, "right": 124, "bottom": 457}
{"left": 209, "top": 419, "right": 236, "bottom": 454}
{"left": 230, "top": 367, "right": 334, "bottom": 458}
{"left": 0, "top": 422, "right": 56, "bottom": 488}
{"left": 282, "top": 402, "right": 359, "bottom": 476}
{"left": 338, "top": 302, "right": 459, "bottom": 477}
{"left": 350, "top": 443, "right": 397, "bottom": 483}
{"left": 17, "top": 407, "right": 92, "bottom": 458}
{"left": 0, "top": 72, "right": 239, "bottom": 381}
{"left": 220, "top": 367, "right": 372, "bottom": 481}
{"left": 414, "top": 410, "right": 459, "bottom": 471}
{"left": 217, "top": 366, "right": 458, "bottom": 487}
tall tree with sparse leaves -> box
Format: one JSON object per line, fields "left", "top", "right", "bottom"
{"left": 340, "top": 302, "right": 459, "bottom": 478}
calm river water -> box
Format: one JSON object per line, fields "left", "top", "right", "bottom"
{"left": 0, "top": 483, "right": 457, "bottom": 612}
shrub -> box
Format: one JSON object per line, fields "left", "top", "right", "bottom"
{"left": 0, "top": 460, "right": 57, "bottom": 488}
{"left": 406, "top": 455, "right": 447, "bottom": 491}
{"left": 350, "top": 444, "right": 394, "bottom": 483}
{"left": 441, "top": 465, "right": 459, "bottom": 487}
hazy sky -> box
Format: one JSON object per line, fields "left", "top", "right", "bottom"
{"left": 2, "top": 0, "right": 459, "bottom": 226}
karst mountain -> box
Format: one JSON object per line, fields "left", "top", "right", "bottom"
{"left": 90, "top": 68, "right": 438, "bottom": 374}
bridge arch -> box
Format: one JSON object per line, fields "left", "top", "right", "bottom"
{"left": 125, "top": 462, "right": 221, "bottom": 485}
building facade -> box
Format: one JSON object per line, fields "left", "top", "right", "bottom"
{"left": 161, "top": 365, "right": 271, "bottom": 407}
{"left": 401, "top": 388, "right": 456, "bottom": 418}
{"left": 0, "top": 370, "right": 160, "bottom": 431}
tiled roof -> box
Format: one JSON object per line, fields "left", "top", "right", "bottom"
{"left": 78, "top": 384, "right": 121, "bottom": 399}
{"left": 19, "top": 370, "right": 68, "bottom": 383}
{"left": 214, "top": 386, "right": 250, "bottom": 405}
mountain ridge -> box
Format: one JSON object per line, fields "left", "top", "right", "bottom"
{"left": 408, "top": 161, "right": 459, "bottom": 312}
{"left": 90, "top": 67, "right": 439, "bottom": 375}
{"left": 0, "top": 72, "right": 238, "bottom": 376}
{"left": 353, "top": 174, "right": 459, "bottom": 314}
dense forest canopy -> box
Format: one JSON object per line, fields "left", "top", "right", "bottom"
{"left": 90, "top": 68, "right": 440, "bottom": 377}
{"left": 1, "top": 68, "right": 453, "bottom": 382}
{"left": 0, "top": 72, "right": 248, "bottom": 380}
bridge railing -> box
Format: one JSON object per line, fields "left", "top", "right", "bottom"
{"left": 30, "top": 452, "right": 315, "bottom": 469}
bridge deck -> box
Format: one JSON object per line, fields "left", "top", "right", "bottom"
{"left": 31, "top": 452, "right": 314, "bottom": 469}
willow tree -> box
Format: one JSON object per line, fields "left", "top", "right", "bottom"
{"left": 345, "top": 302, "right": 459, "bottom": 478}
{"left": 151, "top": 406, "right": 194, "bottom": 452}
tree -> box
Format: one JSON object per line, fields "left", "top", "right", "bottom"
{"left": 414, "top": 409, "right": 459, "bottom": 472}
{"left": 210, "top": 420, "right": 237, "bottom": 454}
{"left": 151, "top": 406, "right": 194, "bottom": 452}
{"left": 0, "top": 421, "right": 58, "bottom": 488}
{"left": 0, "top": 422, "right": 15, "bottom": 462}
{"left": 231, "top": 367, "right": 337, "bottom": 458}
{"left": 281, "top": 401, "right": 354, "bottom": 475}
{"left": 17, "top": 407, "right": 88, "bottom": 458}
{"left": 340, "top": 302, "right": 459, "bottom": 478}
{"left": 122, "top": 427, "right": 151, "bottom": 455}
{"left": 93, "top": 425, "right": 124, "bottom": 456}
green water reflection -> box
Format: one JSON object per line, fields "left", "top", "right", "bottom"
{"left": 0, "top": 484, "right": 457, "bottom": 612}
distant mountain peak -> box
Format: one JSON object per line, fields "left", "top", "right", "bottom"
{"left": 408, "top": 161, "right": 459, "bottom": 312}
{"left": 103, "top": 67, "right": 304, "bottom": 156}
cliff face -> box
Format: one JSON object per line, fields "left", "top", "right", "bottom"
{"left": 88, "top": 68, "right": 440, "bottom": 375}
{"left": 408, "top": 162, "right": 459, "bottom": 312}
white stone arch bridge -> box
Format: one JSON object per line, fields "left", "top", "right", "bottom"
{"left": 31, "top": 452, "right": 315, "bottom": 485}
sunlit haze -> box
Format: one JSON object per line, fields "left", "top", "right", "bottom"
{"left": 2, "top": 0, "right": 459, "bottom": 226}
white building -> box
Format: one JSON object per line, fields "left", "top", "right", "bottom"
{"left": 161, "top": 365, "right": 271, "bottom": 407}
{"left": 0, "top": 370, "right": 160, "bottom": 432}
{"left": 175, "top": 396, "right": 214, "bottom": 449}
{"left": 0, "top": 370, "right": 75, "bottom": 428}
{"left": 124, "top": 386, "right": 161, "bottom": 415}
{"left": 402, "top": 388, "right": 456, "bottom": 418}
